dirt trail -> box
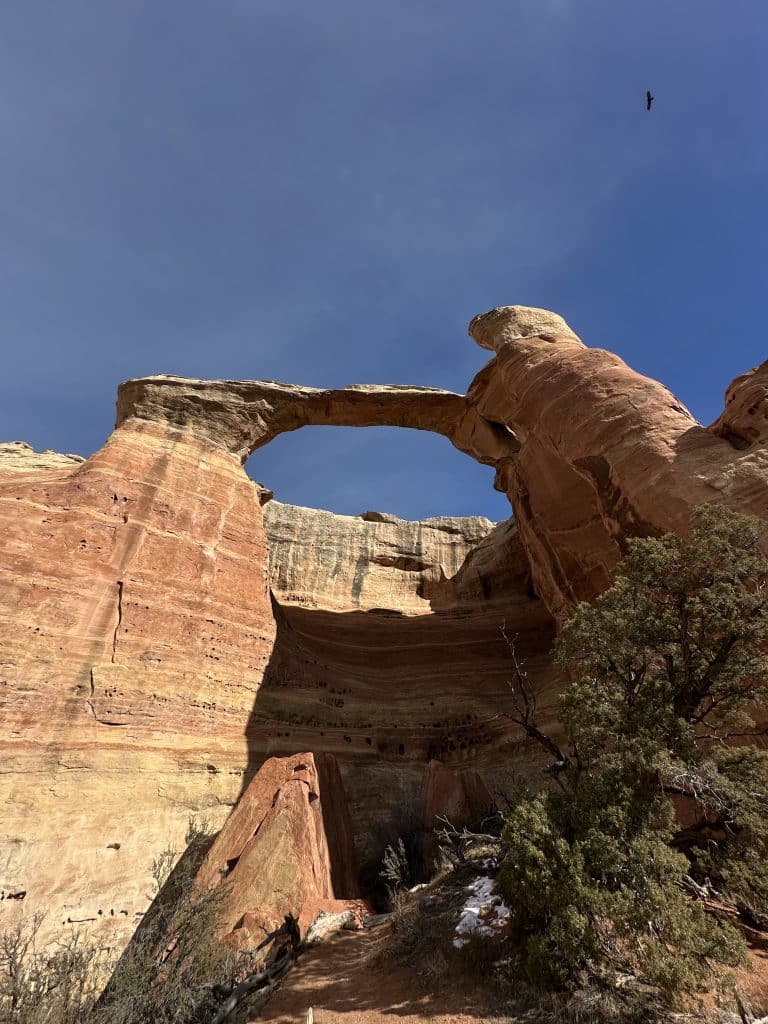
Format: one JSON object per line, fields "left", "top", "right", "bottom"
{"left": 255, "top": 928, "right": 505, "bottom": 1024}
{"left": 255, "top": 918, "right": 768, "bottom": 1023}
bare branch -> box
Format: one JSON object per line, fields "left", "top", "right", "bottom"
{"left": 209, "top": 914, "right": 300, "bottom": 1024}
{"left": 435, "top": 814, "right": 502, "bottom": 866}
{"left": 500, "top": 624, "right": 570, "bottom": 772}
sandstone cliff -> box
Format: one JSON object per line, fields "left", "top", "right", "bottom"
{"left": 467, "top": 306, "right": 768, "bottom": 621}
{"left": 2, "top": 304, "right": 767, "bottom": 954}
{"left": 0, "top": 421, "right": 276, "bottom": 949}
{"left": 0, "top": 431, "right": 550, "bottom": 949}
{"left": 258, "top": 501, "right": 556, "bottom": 880}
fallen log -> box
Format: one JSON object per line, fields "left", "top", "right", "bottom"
{"left": 209, "top": 913, "right": 301, "bottom": 1024}
{"left": 210, "top": 948, "right": 294, "bottom": 1024}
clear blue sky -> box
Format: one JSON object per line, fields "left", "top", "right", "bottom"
{"left": 1, "top": 1, "right": 766, "bottom": 521}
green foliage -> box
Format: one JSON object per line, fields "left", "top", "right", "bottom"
{"left": 557, "top": 503, "right": 768, "bottom": 758}
{"left": 500, "top": 505, "right": 768, "bottom": 1001}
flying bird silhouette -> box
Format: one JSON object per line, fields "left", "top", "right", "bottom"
{"left": 646, "top": 90, "right": 654, "bottom": 111}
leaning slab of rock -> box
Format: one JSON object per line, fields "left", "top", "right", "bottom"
{"left": 195, "top": 752, "right": 363, "bottom": 947}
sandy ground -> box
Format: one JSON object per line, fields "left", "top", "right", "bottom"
{"left": 254, "top": 927, "right": 510, "bottom": 1024}
{"left": 253, "top": 924, "right": 768, "bottom": 1024}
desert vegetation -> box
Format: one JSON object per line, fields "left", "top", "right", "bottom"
{"left": 498, "top": 504, "right": 768, "bottom": 1008}
{"left": 0, "top": 819, "right": 278, "bottom": 1024}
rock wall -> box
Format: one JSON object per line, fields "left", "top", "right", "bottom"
{"left": 2, "top": 303, "right": 767, "bottom": 953}
{"left": 467, "top": 306, "right": 768, "bottom": 621}
{"left": 0, "top": 427, "right": 553, "bottom": 949}
{"left": 0, "top": 420, "right": 276, "bottom": 951}
{"left": 258, "top": 502, "right": 557, "bottom": 878}
{"left": 264, "top": 501, "right": 496, "bottom": 613}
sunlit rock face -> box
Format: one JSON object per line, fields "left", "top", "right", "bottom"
{"left": 0, "top": 426, "right": 554, "bottom": 951}
{"left": 193, "top": 751, "right": 364, "bottom": 946}
{"left": 2, "top": 304, "right": 767, "bottom": 954}
{"left": 0, "top": 421, "right": 276, "bottom": 952}
{"left": 264, "top": 501, "right": 496, "bottom": 614}
{"left": 467, "top": 306, "right": 768, "bottom": 622}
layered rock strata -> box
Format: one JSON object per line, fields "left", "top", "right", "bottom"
{"left": 0, "top": 431, "right": 551, "bottom": 950}
{"left": 259, "top": 502, "right": 557, "bottom": 877}
{"left": 117, "top": 376, "right": 517, "bottom": 468}
{"left": 2, "top": 303, "right": 767, "bottom": 956}
{"left": 467, "top": 306, "right": 768, "bottom": 620}
{"left": 264, "top": 501, "right": 496, "bottom": 613}
{"left": 0, "top": 421, "right": 277, "bottom": 952}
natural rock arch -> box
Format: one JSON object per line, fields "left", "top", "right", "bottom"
{"left": 114, "top": 307, "right": 582, "bottom": 476}
{"left": 116, "top": 376, "right": 517, "bottom": 469}
{"left": 245, "top": 422, "right": 510, "bottom": 522}
{"left": 2, "top": 303, "right": 767, "bottom": 955}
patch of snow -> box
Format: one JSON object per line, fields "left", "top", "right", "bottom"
{"left": 453, "top": 875, "right": 511, "bottom": 949}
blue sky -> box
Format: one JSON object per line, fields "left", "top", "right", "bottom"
{"left": 1, "top": 1, "right": 766, "bottom": 521}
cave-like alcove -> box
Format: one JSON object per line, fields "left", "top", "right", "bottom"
{"left": 241, "top": 424, "right": 555, "bottom": 899}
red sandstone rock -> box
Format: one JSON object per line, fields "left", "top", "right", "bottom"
{"left": 116, "top": 375, "right": 515, "bottom": 468}
{"left": 3, "top": 305, "right": 768, "bottom": 958}
{"left": 0, "top": 425, "right": 552, "bottom": 952}
{"left": 710, "top": 359, "right": 768, "bottom": 449}
{"left": 0, "top": 421, "right": 276, "bottom": 950}
{"left": 258, "top": 509, "right": 558, "bottom": 873}
{"left": 194, "top": 752, "right": 361, "bottom": 944}
{"left": 467, "top": 305, "right": 768, "bottom": 621}
{"left": 419, "top": 759, "right": 493, "bottom": 829}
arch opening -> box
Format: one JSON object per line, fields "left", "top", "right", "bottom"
{"left": 246, "top": 424, "right": 510, "bottom": 521}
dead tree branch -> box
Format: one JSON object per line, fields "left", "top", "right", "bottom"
{"left": 500, "top": 624, "right": 570, "bottom": 780}
{"left": 435, "top": 815, "right": 503, "bottom": 865}
{"left": 208, "top": 913, "right": 300, "bottom": 1024}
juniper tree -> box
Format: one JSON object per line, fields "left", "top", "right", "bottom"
{"left": 499, "top": 504, "right": 768, "bottom": 1000}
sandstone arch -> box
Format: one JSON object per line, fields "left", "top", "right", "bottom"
{"left": 116, "top": 375, "right": 518, "bottom": 469}
{"left": 3, "top": 303, "right": 768, "bottom": 953}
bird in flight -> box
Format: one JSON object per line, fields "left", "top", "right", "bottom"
{"left": 646, "top": 90, "right": 654, "bottom": 111}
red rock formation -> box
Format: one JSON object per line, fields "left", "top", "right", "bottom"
{"left": 3, "top": 304, "right": 768, "bottom": 956}
{"left": 258, "top": 506, "right": 557, "bottom": 874}
{"left": 710, "top": 359, "right": 768, "bottom": 449}
{"left": 467, "top": 305, "right": 768, "bottom": 620}
{"left": 0, "top": 420, "right": 276, "bottom": 950}
{"left": 116, "top": 375, "right": 516, "bottom": 468}
{"left": 194, "top": 752, "right": 363, "bottom": 945}
{"left": 0, "top": 423, "right": 553, "bottom": 950}
{"left": 419, "top": 759, "right": 493, "bottom": 830}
